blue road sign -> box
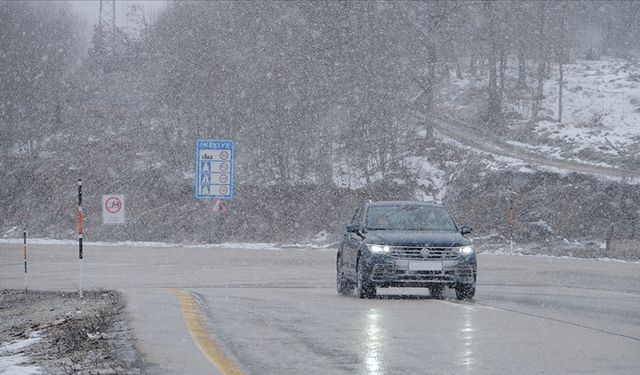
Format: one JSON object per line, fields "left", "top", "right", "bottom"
{"left": 195, "top": 140, "right": 234, "bottom": 200}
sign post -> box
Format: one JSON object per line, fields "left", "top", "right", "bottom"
{"left": 195, "top": 140, "right": 234, "bottom": 243}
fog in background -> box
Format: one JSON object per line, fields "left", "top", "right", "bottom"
{"left": 1, "top": 1, "right": 639, "bottom": 247}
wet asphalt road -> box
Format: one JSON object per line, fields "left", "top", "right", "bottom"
{"left": 1, "top": 243, "right": 639, "bottom": 374}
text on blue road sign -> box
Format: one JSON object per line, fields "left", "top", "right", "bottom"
{"left": 195, "top": 140, "right": 234, "bottom": 200}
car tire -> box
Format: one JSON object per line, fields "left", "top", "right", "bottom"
{"left": 336, "top": 253, "right": 353, "bottom": 296}
{"left": 429, "top": 285, "right": 445, "bottom": 299}
{"left": 336, "top": 263, "right": 353, "bottom": 296}
{"left": 455, "top": 283, "right": 476, "bottom": 300}
{"left": 356, "top": 256, "right": 376, "bottom": 299}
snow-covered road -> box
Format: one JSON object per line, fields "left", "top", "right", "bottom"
{"left": 1, "top": 243, "right": 639, "bottom": 374}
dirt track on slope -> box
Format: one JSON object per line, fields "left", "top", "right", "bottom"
{"left": 433, "top": 116, "right": 640, "bottom": 180}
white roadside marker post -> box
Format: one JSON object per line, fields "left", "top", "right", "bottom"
{"left": 23, "top": 209, "right": 28, "bottom": 292}
{"left": 77, "top": 179, "right": 84, "bottom": 299}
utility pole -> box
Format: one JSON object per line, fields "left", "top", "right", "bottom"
{"left": 96, "top": 0, "right": 117, "bottom": 57}
{"left": 126, "top": 4, "right": 147, "bottom": 38}
{"left": 99, "top": 0, "right": 116, "bottom": 33}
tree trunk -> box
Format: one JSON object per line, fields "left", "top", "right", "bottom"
{"left": 455, "top": 57, "right": 463, "bottom": 79}
{"left": 558, "top": 58, "right": 563, "bottom": 123}
{"left": 558, "top": 2, "right": 566, "bottom": 123}
{"left": 517, "top": 42, "right": 527, "bottom": 90}
{"left": 485, "top": 1, "right": 500, "bottom": 125}
{"left": 453, "top": 48, "right": 463, "bottom": 79}
{"left": 499, "top": 49, "right": 507, "bottom": 107}
{"left": 532, "top": 1, "right": 546, "bottom": 120}
{"left": 470, "top": 44, "right": 478, "bottom": 77}
{"left": 424, "top": 45, "right": 437, "bottom": 139}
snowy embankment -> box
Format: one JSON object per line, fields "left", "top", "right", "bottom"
{"left": 1, "top": 238, "right": 638, "bottom": 264}
{"left": 0, "top": 291, "right": 141, "bottom": 375}
{"left": 0, "top": 332, "right": 42, "bottom": 375}
{"left": 0, "top": 238, "right": 337, "bottom": 251}
{"left": 477, "top": 239, "right": 640, "bottom": 264}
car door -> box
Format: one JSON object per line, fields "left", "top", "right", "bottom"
{"left": 342, "top": 206, "right": 364, "bottom": 280}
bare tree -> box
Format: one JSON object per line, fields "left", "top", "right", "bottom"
{"left": 484, "top": 1, "right": 501, "bottom": 125}
{"left": 557, "top": 2, "right": 567, "bottom": 123}
{"left": 531, "top": 1, "right": 547, "bottom": 120}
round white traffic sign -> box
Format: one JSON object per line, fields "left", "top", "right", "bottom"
{"left": 102, "top": 194, "right": 126, "bottom": 225}
{"left": 105, "top": 197, "right": 123, "bottom": 214}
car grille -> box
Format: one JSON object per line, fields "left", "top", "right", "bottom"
{"left": 390, "top": 246, "right": 460, "bottom": 260}
{"left": 370, "top": 265, "right": 475, "bottom": 284}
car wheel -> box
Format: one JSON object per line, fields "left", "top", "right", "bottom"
{"left": 455, "top": 283, "right": 476, "bottom": 300}
{"left": 336, "top": 253, "right": 353, "bottom": 296}
{"left": 356, "top": 256, "right": 376, "bottom": 299}
{"left": 429, "top": 285, "right": 445, "bottom": 299}
{"left": 337, "top": 271, "right": 353, "bottom": 296}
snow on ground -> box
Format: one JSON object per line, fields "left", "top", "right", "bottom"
{"left": 404, "top": 155, "right": 448, "bottom": 201}
{"left": 1, "top": 238, "right": 638, "bottom": 263}
{"left": 0, "top": 238, "right": 336, "bottom": 251}
{"left": 537, "top": 58, "right": 640, "bottom": 152}
{"left": 481, "top": 248, "right": 640, "bottom": 265}
{"left": 515, "top": 58, "right": 640, "bottom": 165}
{"left": 0, "top": 332, "right": 42, "bottom": 375}
{"left": 330, "top": 139, "right": 450, "bottom": 199}
{"left": 440, "top": 57, "right": 640, "bottom": 169}
{"left": 482, "top": 155, "right": 529, "bottom": 171}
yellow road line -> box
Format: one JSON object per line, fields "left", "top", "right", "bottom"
{"left": 170, "top": 288, "right": 245, "bottom": 375}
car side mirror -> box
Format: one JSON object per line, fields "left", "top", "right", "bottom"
{"left": 345, "top": 224, "right": 360, "bottom": 233}
{"left": 460, "top": 226, "right": 473, "bottom": 235}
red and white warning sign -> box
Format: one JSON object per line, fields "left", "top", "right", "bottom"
{"left": 102, "top": 194, "right": 126, "bottom": 224}
{"left": 212, "top": 199, "right": 226, "bottom": 213}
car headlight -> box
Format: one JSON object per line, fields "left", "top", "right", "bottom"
{"left": 367, "top": 244, "right": 391, "bottom": 253}
{"left": 459, "top": 245, "right": 474, "bottom": 255}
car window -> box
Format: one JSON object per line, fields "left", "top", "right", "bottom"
{"left": 365, "top": 205, "right": 457, "bottom": 231}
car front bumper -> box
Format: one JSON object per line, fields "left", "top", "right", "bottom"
{"left": 368, "top": 257, "right": 476, "bottom": 287}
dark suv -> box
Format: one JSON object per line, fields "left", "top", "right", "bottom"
{"left": 336, "top": 201, "right": 476, "bottom": 299}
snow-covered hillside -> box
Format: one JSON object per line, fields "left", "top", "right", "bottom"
{"left": 534, "top": 59, "right": 640, "bottom": 162}
{"left": 438, "top": 57, "right": 640, "bottom": 173}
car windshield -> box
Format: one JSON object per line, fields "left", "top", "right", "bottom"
{"left": 365, "top": 205, "right": 457, "bottom": 231}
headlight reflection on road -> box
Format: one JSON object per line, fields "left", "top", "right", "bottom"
{"left": 364, "top": 308, "right": 385, "bottom": 375}
{"left": 461, "top": 305, "right": 475, "bottom": 371}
